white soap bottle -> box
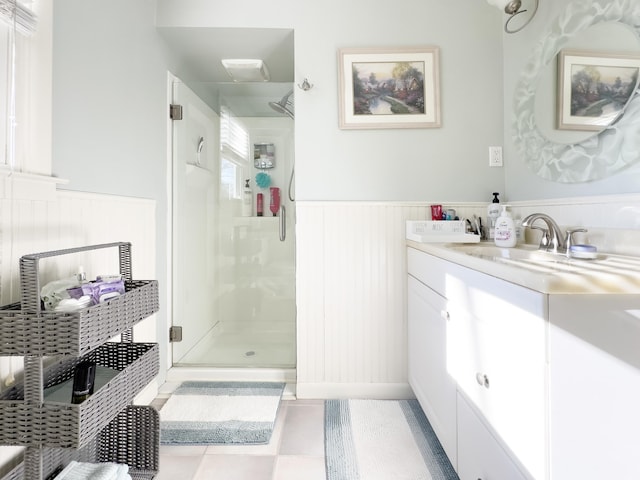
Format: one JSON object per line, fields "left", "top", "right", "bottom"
{"left": 487, "top": 192, "right": 500, "bottom": 240}
{"left": 242, "top": 179, "right": 253, "bottom": 217}
{"left": 494, "top": 205, "right": 517, "bottom": 247}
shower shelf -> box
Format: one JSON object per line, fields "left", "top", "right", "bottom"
{"left": 0, "top": 242, "right": 160, "bottom": 480}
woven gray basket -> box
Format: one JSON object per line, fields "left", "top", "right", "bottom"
{"left": 0, "top": 279, "right": 159, "bottom": 356}
{"left": 0, "top": 242, "right": 159, "bottom": 357}
{"left": 0, "top": 406, "right": 159, "bottom": 480}
{"left": 0, "top": 342, "right": 159, "bottom": 448}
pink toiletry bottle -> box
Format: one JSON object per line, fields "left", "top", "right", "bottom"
{"left": 257, "top": 193, "right": 264, "bottom": 217}
{"left": 269, "top": 187, "right": 280, "bottom": 216}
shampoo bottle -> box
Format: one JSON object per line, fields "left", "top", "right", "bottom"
{"left": 487, "top": 192, "right": 500, "bottom": 240}
{"left": 494, "top": 205, "right": 517, "bottom": 247}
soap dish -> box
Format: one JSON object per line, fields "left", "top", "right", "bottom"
{"left": 569, "top": 244, "right": 598, "bottom": 259}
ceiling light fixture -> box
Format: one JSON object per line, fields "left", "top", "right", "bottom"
{"left": 486, "top": 0, "right": 539, "bottom": 34}
{"left": 221, "top": 59, "right": 270, "bottom": 82}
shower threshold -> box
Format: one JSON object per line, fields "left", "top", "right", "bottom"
{"left": 164, "top": 366, "right": 297, "bottom": 399}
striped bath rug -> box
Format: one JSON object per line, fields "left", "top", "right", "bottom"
{"left": 325, "top": 399, "right": 459, "bottom": 480}
{"left": 159, "top": 381, "right": 285, "bottom": 445}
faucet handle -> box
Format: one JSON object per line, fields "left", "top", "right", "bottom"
{"left": 530, "top": 225, "right": 551, "bottom": 249}
{"left": 565, "top": 228, "right": 588, "bottom": 251}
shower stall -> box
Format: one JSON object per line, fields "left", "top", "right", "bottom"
{"left": 169, "top": 79, "right": 296, "bottom": 371}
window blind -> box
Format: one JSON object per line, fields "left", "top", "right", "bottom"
{"left": 0, "top": 0, "right": 36, "bottom": 36}
{"left": 220, "top": 105, "right": 250, "bottom": 163}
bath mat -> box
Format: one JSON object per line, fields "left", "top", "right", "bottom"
{"left": 325, "top": 399, "right": 459, "bottom": 480}
{"left": 159, "top": 381, "right": 285, "bottom": 445}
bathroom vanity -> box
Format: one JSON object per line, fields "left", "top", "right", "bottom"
{"left": 407, "top": 241, "right": 640, "bottom": 480}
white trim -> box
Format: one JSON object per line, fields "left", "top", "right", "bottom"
{"left": 166, "top": 367, "right": 297, "bottom": 384}
{"left": 295, "top": 193, "right": 640, "bottom": 207}
{"left": 296, "top": 382, "right": 414, "bottom": 400}
{"left": 0, "top": 171, "right": 67, "bottom": 200}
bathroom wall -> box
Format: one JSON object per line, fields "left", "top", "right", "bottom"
{"left": 157, "top": 0, "right": 506, "bottom": 202}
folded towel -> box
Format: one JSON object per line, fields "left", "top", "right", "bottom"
{"left": 53, "top": 461, "right": 131, "bottom": 480}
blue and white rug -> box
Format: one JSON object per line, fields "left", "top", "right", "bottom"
{"left": 159, "top": 381, "right": 285, "bottom": 445}
{"left": 325, "top": 399, "right": 459, "bottom": 480}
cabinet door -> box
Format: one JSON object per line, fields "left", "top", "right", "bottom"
{"left": 408, "top": 275, "right": 457, "bottom": 468}
{"left": 549, "top": 295, "right": 640, "bottom": 480}
{"left": 448, "top": 274, "right": 546, "bottom": 480}
{"left": 457, "top": 392, "right": 528, "bottom": 480}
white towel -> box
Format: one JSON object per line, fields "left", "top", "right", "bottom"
{"left": 53, "top": 461, "right": 131, "bottom": 480}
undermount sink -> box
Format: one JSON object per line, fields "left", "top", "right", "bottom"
{"left": 407, "top": 241, "right": 640, "bottom": 294}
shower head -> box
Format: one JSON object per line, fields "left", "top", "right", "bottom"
{"left": 269, "top": 90, "right": 294, "bottom": 119}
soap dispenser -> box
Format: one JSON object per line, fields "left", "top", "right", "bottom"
{"left": 494, "top": 205, "right": 517, "bottom": 247}
{"left": 487, "top": 192, "right": 500, "bottom": 240}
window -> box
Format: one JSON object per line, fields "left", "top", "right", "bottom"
{"left": 0, "top": 0, "right": 36, "bottom": 168}
{"left": 219, "top": 105, "right": 250, "bottom": 199}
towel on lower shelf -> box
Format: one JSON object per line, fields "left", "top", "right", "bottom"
{"left": 53, "top": 461, "right": 131, "bottom": 480}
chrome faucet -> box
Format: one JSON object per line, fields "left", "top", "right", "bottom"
{"left": 521, "top": 213, "right": 565, "bottom": 254}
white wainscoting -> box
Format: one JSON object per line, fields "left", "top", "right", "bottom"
{"left": 295, "top": 201, "right": 431, "bottom": 399}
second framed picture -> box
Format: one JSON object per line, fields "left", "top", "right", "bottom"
{"left": 557, "top": 49, "right": 640, "bottom": 131}
{"left": 338, "top": 47, "right": 441, "bottom": 130}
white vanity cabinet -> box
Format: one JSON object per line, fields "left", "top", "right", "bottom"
{"left": 407, "top": 274, "right": 457, "bottom": 466}
{"left": 407, "top": 243, "right": 640, "bottom": 480}
{"left": 407, "top": 246, "right": 545, "bottom": 480}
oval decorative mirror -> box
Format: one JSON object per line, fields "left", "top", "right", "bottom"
{"left": 513, "top": 0, "right": 640, "bottom": 183}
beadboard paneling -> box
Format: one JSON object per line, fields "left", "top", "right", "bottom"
{"left": 296, "top": 202, "right": 427, "bottom": 398}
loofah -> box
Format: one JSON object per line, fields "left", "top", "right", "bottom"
{"left": 255, "top": 172, "right": 271, "bottom": 189}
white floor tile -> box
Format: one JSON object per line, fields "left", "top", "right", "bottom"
{"left": 193, "top": 454, "right": 275, "bottom": 480}
{"left": 154, "top": 455, "right": 204, "bottom": 480}
{"left": 278, "top": 403, "right": 325, "bottom": 456}
{"left": 273, "top": 455, "right": 326, "bottom": 480}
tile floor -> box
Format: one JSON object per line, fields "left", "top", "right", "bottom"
{"left": 153, "top": 399, "right": 326, "bottom": 480}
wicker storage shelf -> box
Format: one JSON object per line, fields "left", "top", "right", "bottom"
{"left": 0, "top": 342, "right": 159, "bottom": 448}
{"left": 0, "top": 243, "right": 160, "bottom": 479}
{"left": 0, "top": 280, "right": 159, "bottom": 356}
{"left": 0, "top": 406, "right": 159, "bottom": 480}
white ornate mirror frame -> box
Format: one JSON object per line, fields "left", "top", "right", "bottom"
{"left": 513, "top": 0, "right": 640, "bottom": 183}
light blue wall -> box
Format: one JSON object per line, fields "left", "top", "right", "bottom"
{"left": 54, "top": 0, "right": 506, "bottom": 203}
{"left": 53, "top": 0, "right": 178, "bottom": 377}
{"left": 155, "top": 0, "right": 506, "bottom": 202}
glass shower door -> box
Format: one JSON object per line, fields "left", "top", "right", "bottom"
{"left": 171, "top": 80, "right": 296, "bottom": 368}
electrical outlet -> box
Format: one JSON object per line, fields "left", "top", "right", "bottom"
{"left": 489, "top": 146, "right": 503, "bottom": 167}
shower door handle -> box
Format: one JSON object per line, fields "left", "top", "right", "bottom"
{"left": 279, "top": 205, "right": 286, "bottom": 241}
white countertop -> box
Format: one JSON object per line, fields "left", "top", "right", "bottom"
{"left": 407, "top": 240, "right": 640, "bottom": 294}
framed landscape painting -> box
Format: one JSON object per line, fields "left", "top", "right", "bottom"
{"left": 338, "top": 47, "right": 441, "bottom": 129}
{"left": 557, "top": 49, "right": 640, "bottom": 131}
